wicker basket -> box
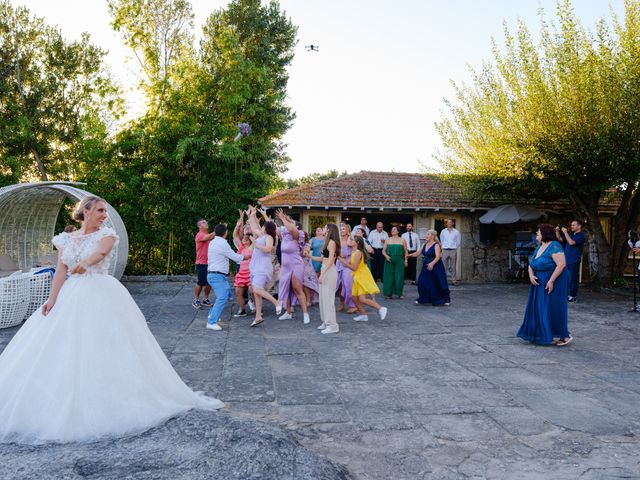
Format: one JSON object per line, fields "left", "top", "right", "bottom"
{"left": 0, "top": 274, "right": 31, "bottom": 329}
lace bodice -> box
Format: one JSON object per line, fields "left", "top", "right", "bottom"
{"left": 52, "top": 227, "right": 119, "bottom": 275}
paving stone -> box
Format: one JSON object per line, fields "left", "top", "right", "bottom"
{"left": 484, "top": 406, "right": 554, "bottom": 435}
{"left": 2, "top": 281, "right": 640, "bottom": 479}
{"left": 418, "top": 413, "right": 507, "bottom": 441}
{"left": 506, "top": 388, "right": 633, "bottom": 435}
{"left": 471, "top": 366, "right": 554, "bottom": 389}
{"left": 278, "top": 404, "right": 351, "bottom": 424}
{"left": 274, "top": 376, "right": 342, "bottom": 405}
{"left": 592, "top": 371, "right": 640, "bottom": 394}
{"left": 266, "top": 337, "right": 316, "bottom": 355}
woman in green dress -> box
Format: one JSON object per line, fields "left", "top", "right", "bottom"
{"left": 382, "top": 226, "right": 408, "bottom": 299}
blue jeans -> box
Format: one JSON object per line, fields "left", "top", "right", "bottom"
{"left": 567, "top": 262, "right": 580, "bottom": 298}
{"left": 207, "top": 273, "right": 231, "bottom": 324}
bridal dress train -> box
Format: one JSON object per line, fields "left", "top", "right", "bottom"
{"left": 0, "top": 227, "right": 223, "bottom": 445}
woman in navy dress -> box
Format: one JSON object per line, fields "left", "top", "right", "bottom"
{"left": 410, "top": 229, "right": 451, "bottom": 306}
{"left": 517, "top": 224, "right": 572, "bottom": 346}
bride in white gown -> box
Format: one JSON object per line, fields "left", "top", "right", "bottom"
{"left": 0, "top": 196, "right": 223, "bottom": 444}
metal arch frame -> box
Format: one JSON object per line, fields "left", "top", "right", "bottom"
{"left": 0, "top": 182, "right": 129, "bottom": 279}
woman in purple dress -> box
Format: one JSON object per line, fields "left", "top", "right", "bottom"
{"left": 246, "top": 206, "right": 282, "bottom": 326}
{"left": 275, "top": 209, "right": 311, "bottom": 325}
{"left": 336, "top": 223, "right": 357, "bottom": 313}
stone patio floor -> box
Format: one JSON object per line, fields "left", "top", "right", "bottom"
{"left": 2, "top": 281, "right": 640, "bottom": 479}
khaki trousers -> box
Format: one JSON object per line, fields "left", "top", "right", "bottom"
{"left": 441, "top": 249, "right": 458, "bottom": 282}
{"left": 319, "top": 265, "right": 338, "bottom": 329}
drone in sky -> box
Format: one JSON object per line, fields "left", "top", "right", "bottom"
{"left": 305, "top": 44, "right": 319, "bottom": 52}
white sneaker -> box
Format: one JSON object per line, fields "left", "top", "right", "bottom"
{"left": 378, "top": 307, "right": 388, "bottom": 320}
{"left": 303, "top": 313, "right": 310, "bottom": 324}
{"left": 317, "top": 323, "right": 326, "bottom": 330}
{"left": 353, "top": 315, "right": 368, "bottom": 322}
{"left": 279, "top": 312, "right": 293, "bottom": 320}
{"left": 247, "top": 299, "right": 256, "bottom": 312}
{"left": 206, "top": 323, "right": 222, "bottom": 331}
{"left": 321, "top": 326, "right": 339, "bottom": 334}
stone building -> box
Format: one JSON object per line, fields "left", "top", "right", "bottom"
{"left": 258, "top": 171, "right": 619, "bottom": 283}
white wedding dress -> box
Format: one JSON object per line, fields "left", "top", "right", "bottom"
{"left": 0, "top": 227, "right": 223, "bottom": 444}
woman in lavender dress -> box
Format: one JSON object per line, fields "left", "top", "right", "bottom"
{"left": 275, "top": 209, "right": 311, "bottom": 324}
{"left": 246, "top": 206, "right": 282, "bottom": 326}
{"left": 336, "top": 222, "right": 357, "bottom": 313}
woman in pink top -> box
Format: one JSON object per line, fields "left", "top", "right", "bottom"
{"left": 232, "top": 210, "right": 254, "bottom": 317}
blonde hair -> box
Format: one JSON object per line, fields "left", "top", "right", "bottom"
{"left": 340, "top": 222, "right": 352, "bottom": 236}
{"left": 72, "top": 196, "right": 105, "bottom": 222}
{"left": 427, "top": 229, "right": 441, "bottom": 246}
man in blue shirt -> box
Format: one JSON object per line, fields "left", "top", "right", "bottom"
{"left": 556, "top": 220, "right": 586, "bottom": 302}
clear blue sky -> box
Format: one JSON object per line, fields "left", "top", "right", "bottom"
{"left": 13, "top": 0, "right": 626, "bottom": 178}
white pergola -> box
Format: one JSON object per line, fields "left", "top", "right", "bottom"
{"left": 0, "top": 182, "right": 128, "bottom": 278}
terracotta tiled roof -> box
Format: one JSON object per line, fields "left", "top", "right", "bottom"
{"left": 259, "top": 170, "right": 621, "bottom": 214}
{"left": 259, "top": 171, "right": 489, "bottom": 210}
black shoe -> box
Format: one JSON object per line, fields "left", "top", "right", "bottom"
{"left": 568, "top": 296, "right": 577, "bottom": 303}
{"left": 233, "top": 310, "right": 248, "bottom": 317}
{"left": 411, "top": 281, "right": 417, "bottom": 286}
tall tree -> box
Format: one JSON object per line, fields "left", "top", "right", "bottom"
{"left": 436, "top": 0, "right": 640, "bottom": 285}
{"left": 109, "top": 0, "right": 195, "bottom": 117}
{"left": 88, "top": 0, "right": 297, "bottom": 274}
{"left": 0, "top": 1, "right": 119, "bottom": 183}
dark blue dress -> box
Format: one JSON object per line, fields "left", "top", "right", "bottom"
{"left": 416, "top": 243, "right": 451, "bottom": 306}
{"left": 517, "top": 241, "right": 570, "bottom": 344}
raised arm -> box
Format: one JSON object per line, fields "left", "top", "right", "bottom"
{"left": 232, "top": 210, "right": 244, "bottom": 248}
{"left": 258, "top": 206, "right": 271, "bottom": 222}
{"left": 275, "top": 208, "right": 299, "bottom": 240}
{"left": 247, "top": 205, "right": 263, "bottom": 238}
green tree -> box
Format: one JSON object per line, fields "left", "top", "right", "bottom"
{"left": 86, "top": 0, "right": 297, "bottom": 274}
{"left": 109, "top": 0, "right": 195, "bottom": 117}
{"left": 0, "top": 1, "right": 119, "bottom": 184}
{"left": 436, "top": 0, "right": 640, "bottom": 285}
{"left": 279, "top": 169, "right": 348, "bottom": 190}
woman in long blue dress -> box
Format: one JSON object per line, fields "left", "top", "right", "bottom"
{"left": 517, "top": 224, "right": 572, "bottom": 346}
{"left": 410, "top": 229, "right": 451, "bottom": 306}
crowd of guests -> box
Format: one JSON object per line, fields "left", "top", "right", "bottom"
{"left": 191, "top": 210, "right": 463, "bottom": 334}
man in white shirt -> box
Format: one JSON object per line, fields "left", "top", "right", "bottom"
{"left": 206, "top": 223, "right": 248, "bottom": 331}
{"left": 440, "top": 219, "right": 461, "bottom": 285}
{"left": 368, "top": 222, "right": 389, "bottom": 282}
{"left": 401, "top": 223, "right": 420, "bottom": 284}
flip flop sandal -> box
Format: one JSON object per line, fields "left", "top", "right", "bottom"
{"left": 250, "top": 318, "right": 264, "bottom": 327}
{"left": 557, "top": 336, "right": 573, "bottom": 346}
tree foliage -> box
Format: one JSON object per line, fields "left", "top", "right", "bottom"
{"left": 278, "top": 169, "right": 348, "bottom": 190}
{"left": 436, "top": 0, "right": 640, "bottom": 284}
{"left": 0, "top": 1, "right": 120, "bottom": 184}
{"left": 83, "top": 0, "right": 297, "bottom": 274}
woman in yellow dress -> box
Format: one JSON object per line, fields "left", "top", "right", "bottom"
{"left": 338, "top": 236, "right": 388, "bottom": 322}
